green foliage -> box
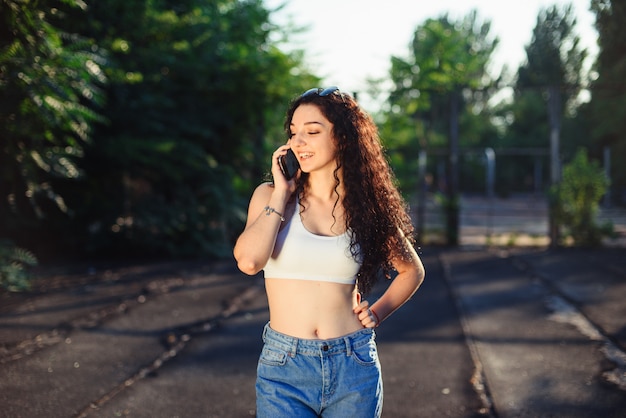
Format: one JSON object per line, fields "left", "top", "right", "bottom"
{"left": 1, "top": 0, "right": 317, "bottom": 259}
{"left": 0, "top": 0, "right": 106, "bottom": 223}
{"left": 518, "top": 4, "right": 585, "bottom": 91}
{"left": 0, "top": 240, "right": 38, "bottom": 292}
{"left": 65, "top": 0, "right": 314, "bottom": 258}
{"left": 550, "top": 149, "right": 613, "bottom": 246}
{"left": 589, "top": 0, "right": 626, "bottom": 203}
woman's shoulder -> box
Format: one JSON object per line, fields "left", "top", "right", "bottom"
{"left": 251, "top": 182, "right": 275, "bottom": 197}
{"left": 249, "top": 182, "right": 283, "bottom": 206}
{"left": 251, "top": 182, "right": 298, "bottom": 202}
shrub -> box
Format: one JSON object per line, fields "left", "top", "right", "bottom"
{"left": 550, "top": 149, "right": 613, "bottom": 246}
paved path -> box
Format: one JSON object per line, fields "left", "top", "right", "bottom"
{"left": 441, "top": 247, "right": 626, "bottom": 418}
{"left": 1, "top": 246, "right": 625, "bottom": 417}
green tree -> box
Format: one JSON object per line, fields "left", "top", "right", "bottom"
{"left": 502, "top": 4, "right": 588, "bottom": 245}
{"left": 0, "top": 0, "right": 105, "bottom": 254}
{"left": 499, "top": 4, "right": 587, "bottom": 192}
{"left": 518, "top": 5, "right": 586, "bottom": 103}
{"left": 382, "top": 11, "right": 499, "bottom": 244}
{"left": 589, "top": 0, "right": 626, "bottom": 204}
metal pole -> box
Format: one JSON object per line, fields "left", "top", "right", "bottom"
{"left": 547, "top": 86, "right": 561, "bottom": 246}
{"left": 534, "top": 157, "right": 542, "bottom": 197}
{"left": 447, "top": 91, "right": 460, "bottom": 246}
{"left": 604, "top": 146, "right": 611, "bottom": 208}
{"left": 484, "top": 148, "right": 495, "bottom": 238}
{"left": 484, "top": 148, "right": 495, "bottom": 199}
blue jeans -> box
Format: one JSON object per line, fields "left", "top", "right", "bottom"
{"left": 256, "top": 323, "right": 383, "bottom": 417}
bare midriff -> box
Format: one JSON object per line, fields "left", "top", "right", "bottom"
{"left": 264, "top": 278, "right": 363, "bottom": 340}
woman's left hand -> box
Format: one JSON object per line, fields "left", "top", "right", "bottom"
{"left": 354, "top": 300, "right": 379, "bottom": 328}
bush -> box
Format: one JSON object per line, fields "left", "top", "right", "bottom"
{"left": 550, "top": 149, "right": 613, "bottom": 246}
{"left": 0, "top": 240, "right": 38, "bottom": 292}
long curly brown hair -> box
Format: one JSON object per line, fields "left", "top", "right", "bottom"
{"left": 283, "top": 88, "right": 416, "bottom": 295}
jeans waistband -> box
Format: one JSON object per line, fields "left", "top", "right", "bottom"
{"left": 262, "top": 323, "right": 374, "bottom": 358}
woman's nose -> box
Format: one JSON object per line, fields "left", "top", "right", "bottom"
{"left": 290, "top": 133, "right": 306, "bottom": 146}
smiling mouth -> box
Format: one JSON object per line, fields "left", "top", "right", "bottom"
{"left": 299, "top": 152, "right": 314, "bottom": 159}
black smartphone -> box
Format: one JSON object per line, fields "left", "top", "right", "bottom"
{"left": 278, "top": 148, "right": 300, "bottom": 180}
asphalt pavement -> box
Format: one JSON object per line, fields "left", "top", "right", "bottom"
{"left": 1, "top": 244, "right": 625, "bottom": 418}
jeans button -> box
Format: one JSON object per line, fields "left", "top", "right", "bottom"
{"left": 322, "top": 344, "right": 329, "bottom": 351}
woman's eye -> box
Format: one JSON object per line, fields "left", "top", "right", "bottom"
{"left": 308, "top": 131, "right": 319, "bottom": 135}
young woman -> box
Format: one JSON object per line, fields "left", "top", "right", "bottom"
{"left": 233, "top": 87, "right": 425, "bottom": 417}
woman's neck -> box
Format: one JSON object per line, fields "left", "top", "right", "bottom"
{"left": 306, "top": 170, "right": 344, "bottom": 202}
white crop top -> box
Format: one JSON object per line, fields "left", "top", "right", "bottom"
{"left": 263, "top": 201, "right": 361, "bottom": 285}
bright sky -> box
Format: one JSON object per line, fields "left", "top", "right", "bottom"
{"left": 264, "top": 0, "right": 597, "bottom": 111}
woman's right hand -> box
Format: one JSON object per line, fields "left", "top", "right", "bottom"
{"left": 271, "top": 145, "right": 298, "bottom": 194}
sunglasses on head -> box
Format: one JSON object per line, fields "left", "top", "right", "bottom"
{"left": 301, "top": 86, "right": 341, "bottom": 98}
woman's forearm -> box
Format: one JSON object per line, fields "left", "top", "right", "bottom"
{"left": 371, "top": 250, "right": 425, "bottom": 323}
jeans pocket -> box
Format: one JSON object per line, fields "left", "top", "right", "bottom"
{"left": 259, "top": 344, "right": 288, "bottom": 367}
{"left": 351, "top": 340, "right": 378, "bottom": 367}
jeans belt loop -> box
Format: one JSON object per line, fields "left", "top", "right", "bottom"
{"left": 262, "top": 323, "right": 269, "bottom": 343}
{"left": 344, "top": 336, "right": 352, "bottom": 357}
{"left": 289, "top": 337, "right": 298, "bottom": 358}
